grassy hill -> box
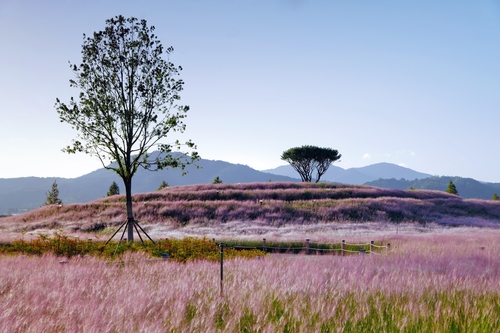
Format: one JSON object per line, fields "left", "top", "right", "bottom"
{"left": 2, "top": 182, "right": 499, "bottom": 238}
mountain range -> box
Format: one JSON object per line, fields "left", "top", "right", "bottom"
{"left": 1, "top": 156, "right": 499, "bottom": 215}
{"left": 0, "top": 158, "right": 295, "bottom": 215}
{"left": 365, "top": 177, "right": 500, "bottom": 200}
{"left": 263, "top": 164, "right": 500, "bottom": 200}
{"left": 262, "top": 162, "right": 432, "bottom": 184}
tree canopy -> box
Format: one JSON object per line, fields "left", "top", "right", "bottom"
{"left": 55, "top": 16, "right": 198, "bottom": 242}
{"left": 281, "top": 145, "right": 341, "bottom": 183}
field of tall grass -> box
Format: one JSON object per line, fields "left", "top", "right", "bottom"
{"left": 1, "top": 230, "right": 499, "bottom": 332}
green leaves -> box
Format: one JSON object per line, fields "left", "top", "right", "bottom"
{"left": 446, "top": 180, "right": 459, "bottom": 196}
{"left": 43, "top": 181, "right": 63, "bottom": 206}
{"left": 107, "top": 181, "right": 120, "bottom": 196}
{"left": 55, "top": 16, "right": 199, "bottom": 241}
{"left": 281, "top": 145, "right": 341, "bottom": 183}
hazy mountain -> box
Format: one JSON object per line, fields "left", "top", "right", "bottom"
{"left": 0, "top": 157, "right": 296, "bottom": 215}
{"left": 366, "top": 176, "right": 500, "bottom": 200}
{"left": 2, "top": 156, "right": 498, "bottom": 215}
{"left": 263, "top": 162, "right": 432, "bottom": 184}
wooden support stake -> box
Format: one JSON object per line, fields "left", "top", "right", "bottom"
{"left": 370, "top": 240, "right": 374, "bottom": 254}
{"left": 263, "top": 238, "right": 267, "bottom": 253}
{"left": 305, "top": 238, "right": 310, "bottom": 255}
{"left": 105, "top": 220, "right": 127, "bottom": 245}
{"left": 341, "top": 240, "right": 345, "bottom": 256}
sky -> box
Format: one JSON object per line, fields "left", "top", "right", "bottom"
{"left": 1, "top": 0, "right": 499, "bottom": 182}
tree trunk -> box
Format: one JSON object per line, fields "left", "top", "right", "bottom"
{"left": 123, "top": 176, "right": 135, "bottom": 242}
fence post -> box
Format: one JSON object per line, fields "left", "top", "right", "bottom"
{"left": 341, "top": 240, "right": 345, "bottom": 256}
{"left": 219, "top": 243, "right": 224, "bottom": 297}
{"left": 387, "top": 243, "right": 391, "bottom": 251}
{"left": 370, "top": 241, "right": 374, "bottom": 254}
{"left": 305, "top": 239, "right": 310, "bottom": 255}
{"left": 263, "top": 238, "right": 267, "bottom": 253}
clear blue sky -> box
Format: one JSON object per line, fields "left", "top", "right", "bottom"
{"left": 1, "top": 1, "right": 499, "bottom": 182}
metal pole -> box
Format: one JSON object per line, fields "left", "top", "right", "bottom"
{"left": 219, "top": 243, "right": 224, "bottom": 297}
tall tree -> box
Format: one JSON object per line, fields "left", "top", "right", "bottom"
{"left": 107, "top": 181, "right": 120, "bottom": 196}
{"left": 281, "top": 145, "right": 341, "bottom": 182}
{"left": 446, "top": 180, "right": 459, "bottom": 195}
{"left": 55, "top": 16, "right": 198, "bottom": 242}
{"left": 44, "top": 181, "right": 63, "bottom": 206}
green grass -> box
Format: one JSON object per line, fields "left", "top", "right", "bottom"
{"left": 212, "top": 291, "right": 500, "bottom": 332}
{"left": 0, "top": 233, "right": 265, "bottom": 261}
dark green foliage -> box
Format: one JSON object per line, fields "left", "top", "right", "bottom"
{"left": 446, "top": 180, "right": 459, "bottom": 195}
{"left": 55, "top": 15, "right": 198, "bottom": 241}
{"left": 107, "top": 181, "right": 120, "bottom": 196}
{"left": 493, "top": 193, "right": 499, "bottom": 201}
{"left": 157, "top": 180, "right": 169, "bottom": 191}
{"left": 43, "top": 181, "right": 63, "bottom": 206}
{"left": 213, "top": 176, "right": 223, "bottom": 184}
{"left": 281, "top": 145, "right": 341, "bottom": 182}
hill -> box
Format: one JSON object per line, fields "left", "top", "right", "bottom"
{"left": 2, "top": 182, "right": 499, "bottom": 239}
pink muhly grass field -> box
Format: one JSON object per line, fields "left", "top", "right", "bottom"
{"left": 1, "top": 231, "right": 499, "bottom": 332}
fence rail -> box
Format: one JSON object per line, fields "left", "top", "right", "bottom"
{"left": 213, "top": 238, "right": 391, "bottom": 256}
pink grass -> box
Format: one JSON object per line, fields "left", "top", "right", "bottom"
{"left": 2, "top": 183, "right": 499, "bottom": 224}
{"left": 1, "top": 230, "right": 499, "bottom": 332}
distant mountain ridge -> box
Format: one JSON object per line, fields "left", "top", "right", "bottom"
{"left": 1, "top": 156, "right": 499, "bottom": 215}
{"left": 366, "top": 177, "right": 500, "bottom": 200}
{"left": 0, "top": 157, "right": 296, "bottom": 215}
{"left": 263, "top": 162, "right": 432, "bottom": 184}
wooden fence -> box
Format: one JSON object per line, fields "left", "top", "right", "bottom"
{"left": 213, "top": 238, "right": 391, "bottom": 255}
